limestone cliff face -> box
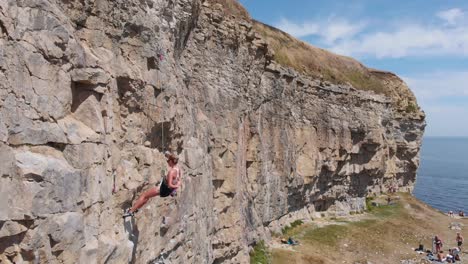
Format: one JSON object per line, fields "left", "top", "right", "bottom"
{"left": 0, "top": 0, "right": 425, "bottom": 263}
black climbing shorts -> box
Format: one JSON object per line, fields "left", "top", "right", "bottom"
{"left": 458, "top": 241, "right": 463, "bottom": 247}
{"left": 159, "top": 181, "right": 174, "bottom": 197}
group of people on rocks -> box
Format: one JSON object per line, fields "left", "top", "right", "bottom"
{"left": 447, "top": 210, "right": 465, "bottom": 218}
{"left": 427, "top": 233, "right": 464, "bottom": 263}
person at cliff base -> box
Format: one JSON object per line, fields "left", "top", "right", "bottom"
{"left": 123, "top": 152, "right": 182, "bottom": 218}
{"left": 436, "top": 251, "right": 446, "bottom": 262}
{"left": 456, "top": 233, "right": 464, "bottom": 248}
{"left": 434, "top": 236, "right": 443, "bottom": 253}
{"left": 452, "top": 247, "right": 461, "bottom": 261}
{"left": 446, "top": 249, "right": 455, "bottom": 263}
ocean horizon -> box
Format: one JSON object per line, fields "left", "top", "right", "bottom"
{"left": 413, "top": 136, "right": 468, "bottom": 214}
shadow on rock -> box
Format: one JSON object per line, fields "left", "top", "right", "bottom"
{"left": 123, "top": 216, "right": 139, "bottom": 264}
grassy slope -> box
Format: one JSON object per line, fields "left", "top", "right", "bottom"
{"left": 272, "top": 194, "right": 468, "bottom": 264}
{"left": 206, "top": 0, "right": 421, "bottom": 112}
{"left": 253, "top": 21, "right": 388, "bottom": 95}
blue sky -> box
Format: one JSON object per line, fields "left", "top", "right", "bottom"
{"left": 239, "top": 0, "right": 468, "bottom": 137}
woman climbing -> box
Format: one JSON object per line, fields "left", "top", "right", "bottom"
{"left": 123, "top": 152, "right": 182, "bottom": 218}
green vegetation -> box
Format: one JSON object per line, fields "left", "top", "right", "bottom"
{"left": 365, "top": 197, "right": 403, "bottom": 218}
{"left": 250, "top": 241, "right": 271, "bottom": 264}
{"left": 365, "top": 197, "right": 374, "bottom": 212}
{"left": 302, "top": 224, "right": 347, "bottom": 247}
{"left": 281, "top": 220, "right": 303, "bottom": 235}
{"left": 372, "top": 203, "right": 402, "bottom": 218}
{"left": 208, "top": 0, "right": 419, "bottom": 103}
{"left": 271, "top": 194, "right": 467, "bottom": 263}
{"left": 253, "top": 21, "right": 390, "bottom": 95}
{"left": 405, "top": 102, "right": 418, "bottom": 113}
{"left": 300, "top": 200, "right": 403, "bottom": 248}
{"left": 273, "top": 50, "right": 293, "bottom": 68}
{"left": 346, "top": 69, "right": 387, "bottom": 94}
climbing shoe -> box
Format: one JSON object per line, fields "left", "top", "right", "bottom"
{"left": 122, "top": 209, "right": 136, "bottom": 218}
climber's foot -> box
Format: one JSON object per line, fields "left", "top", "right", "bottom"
{"left": 123, "top": 209, "right": 136, "bottom": 218}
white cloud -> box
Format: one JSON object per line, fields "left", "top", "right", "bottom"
{"left": 322, "top": 20, "right": 366, "bottom": 44}
{"left": 274, "top": 10, "right": 468, "bottom": 137}
{"left": 403, "top": 71, "right": 468, "bottom": 100}
{"left": 329, "top": 24, "right": 468, "bottom": 58}
{"left": 275, "top": 18, "right": 319, "bottom": 38}
{"left": 275, "top": 18, "right": 364, "bottom": 43}
{"left": 403, "top": 71, "right": 468, "bottom": 137}
{"left": 276, "top": 8, "right": 468, "bottom": 59}
{"left": 437, "top": 8, "right": 464, "bottom": 25}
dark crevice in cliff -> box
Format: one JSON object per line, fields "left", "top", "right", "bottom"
{"left": 0, "top": 231, "right": 28, "bottom": 254}
{"left": 173, "top": 0, "right": 200, "bottom": 59}
{"left": 48, "top": 234, "right": 60, "bottom": 248}
{"left": 395, "top": 145, "right": 418, "bottom": 160}
{"left": 19, "top": 248, "right": 36, "bottom": 262}
{"left": 313, "top": 198, "right": 335, "bottom": 212}
{"left": 0, "top": 19, "right": 12, "bottom": 40}
{"left": 122, "top": 22, "right": 151, "bottom": 40}
{"left": 146, "top": 121, "right": 180, "bottom": 151}
{"left": 350, "top": 149, "right": 377, "bottom": 165}
{"left": 351, "top": 129, "right": 366, "bottom": 145}
{"left": 47, "top": 142, "right": 67, "bottom": 152}
{"left": 287, "top": 183, "right": 313, "bottom": 212}
{"left": 147, "top": 57, "right": 159, "bottom": 70}
{"left": 349, "top": 170, "right": 379, "bottom": 197}
{"left": 212, "top": 250, "right": 238, "bottom": 264}
{"left": 212, "top": 179, "right": 224, "bottom": 190}
{"left": 71, "top": 82, "right": 103, "bottom": 113}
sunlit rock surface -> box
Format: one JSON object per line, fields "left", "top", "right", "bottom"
{"left": 0, "top": 0, "right": 424, "bottom": 263}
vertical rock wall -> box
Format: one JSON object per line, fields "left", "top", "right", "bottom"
{"left": 0, "top": 0, "right": 425, "bottom": 263}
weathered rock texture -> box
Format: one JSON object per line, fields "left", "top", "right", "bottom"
{"left": 0, "top": 0, "right": 425, "bottom": 263}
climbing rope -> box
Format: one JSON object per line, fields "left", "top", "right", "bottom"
{"left": 156, "top": 45, "right": 167, "bottom": 182}
{"left": 112, "top": 169, "right": 116, "bottom": 194}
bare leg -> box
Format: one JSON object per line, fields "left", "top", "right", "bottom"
{"left": 130, "top": 186, "right": 160, "bottom": 213}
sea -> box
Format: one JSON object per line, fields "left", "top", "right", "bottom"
{"left": 413, "top": 137, "right": 468, "bottom": 214}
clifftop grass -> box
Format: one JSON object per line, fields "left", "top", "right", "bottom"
{"left": 253, "top": 21, "right": 388, "bottom": 95}
{"left": 206, "top": 0, "right": 421, "bottom": 110}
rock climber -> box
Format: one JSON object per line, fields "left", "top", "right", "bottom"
{"left": 123, "top": 152, "right": 182, "bottom": 218}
